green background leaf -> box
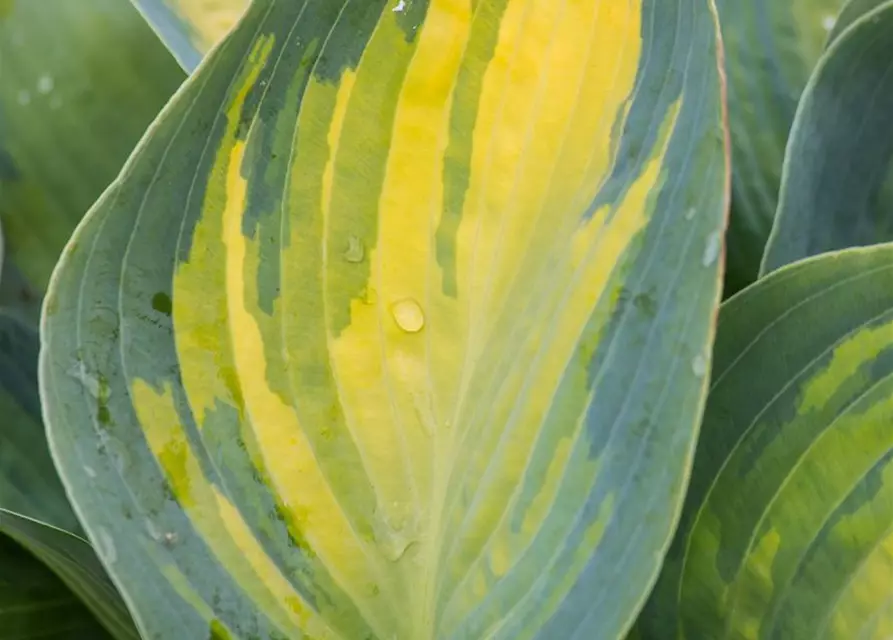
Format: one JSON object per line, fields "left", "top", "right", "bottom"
{"left": 41, "top": 0, "right": 728, "bottom": 638}
{"left": 642, "top": 244, "right": 893, "bottom": 639}
{"left": 0, "top": 0, "right": 185, "bottom": 307}
{"left": 761, "top": 0, "right": 893, "bottom": 273}
{"left": 715, "top": 0, "right": 846, "bottom": 293}
{"left": 0, "top": 534, "right": 111, "bottom": 640}
{"left": 0, "top": 312, "right": 138, "bottom": 639}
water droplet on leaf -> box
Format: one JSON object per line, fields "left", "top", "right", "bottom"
{"left": 684, "top": 207, "right": 696, "bottom": 221}
{"left": 702, "top": 231, "right": 721, "bottom": 267}
{"left": 96, "top": 527, "right": 117, "bottom": 564}
{"left": 392, "top": 298, "right": 425, "bottom": 333}
{"left": 344, "top": 235, "right": 365, "bottom": 263}
{"left": 691, "top": 354, "right": 708, "bottom": 378}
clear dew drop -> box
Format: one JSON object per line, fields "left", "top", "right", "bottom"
{"left": 821, "top": 14, "right": 835, "bottom": 31}
{"left": 691, "top": 354, "right": 708, "bottom": 378}
{"left": 392, "top": 298, "right": 425, "bottom": 333}
{"left": 343, "top": 235, "right": 365, "bottom": 263}
{"left": 37, "top": 74, "right": 53, "bottom": 94}
{"left": 96, "top": 527, "right": 117, "bottom": 564}
{"left": 702, "top": 231, "right": 722, "bottom": 267}
{"left": 684, "top": 207, "right": 696, "bottom": 221}
{"left": 83, "top": 465, "right": 97, "bottom": 479}
{"left": 372, "top": 501, "right": 418, "bottom": 562}
{"left": 393, "top": 0, "right": 406, "bottom": 12}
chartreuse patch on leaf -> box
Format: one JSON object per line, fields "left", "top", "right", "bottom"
{"left": 641, "top": 244, "right": 893, "bottom": 640}
{"left": 39, "top": 0, "right": 728, "bottom": 638}
{"left": 130, "top": 0, "right": 248, "bottom": 71}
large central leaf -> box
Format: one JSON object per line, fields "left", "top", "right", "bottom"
{"left": 40, "top": 0, "right": 728, "bottom": 638}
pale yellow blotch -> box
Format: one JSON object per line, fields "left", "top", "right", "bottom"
{"left": 321, "top": 71, "right": 357, "bottom": 212}
{"left": 325, "top": 1, "right": 473, "bottom": 613}
{"left": 221, "top": 141, "right": 389, "bottom": 628}
{"left": 828, "top": 530, "right": 893, "bottom": 639}
{"left": 734, "top": 528, "right": 781, "bottom": 640}
{"left": 438, "top": 3, "right": 647, "bottom": 566}
{"left": 173, "top": 35, "right": 273, "bottom": 422}
{"left": 321, "top": 60, "right": 430, "bottom": 548}
{"left": 824, "top": 461, "right": 893, "bottom": 639}
{"left": 131, "top": 380, "right": 335, "bottom": 639}
{"left": 448, "top": 96, "right": 680, "bottom": 595}
{"left": 168, "top": 0, "right": 248, "bottom": 53}
{"left": 799, "top": 320, "right": 893, "bottom": 413}
{"left": 457, "top": 0, "right": 644, "bottom": 349}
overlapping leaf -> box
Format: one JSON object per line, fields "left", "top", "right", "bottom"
{"left": 0, "top": 534, "right": 110, "bottom": 640}
{"left": 715, "top": 0, "right": 846, "bottom": 293}
{"left": 40, "top": 0, "right": 729, "bottom": 638}
{"left": 642, "top": 244, "right": 893, "bottom": 639}
{"left": 0, "top": 0, "right": 185, "bottom": 319}
{"left": 0, "top": 312, "right": 138, "bottom": 639}
{"left": 130, "top": 0, "right": 248, "bottom": 71}
{"left": 762, "top": 0, "right": 893, "bottom": 274}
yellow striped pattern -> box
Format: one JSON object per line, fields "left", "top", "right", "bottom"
{"left": 40, "top": 0, "right": 728, "bottom": 638}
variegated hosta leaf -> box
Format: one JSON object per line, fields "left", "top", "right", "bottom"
{"left": 130, "top": 0, "right": 248, "bottom": 71}
{"left": 762, "top": 0, "right": 893, "bottom": 274}
{"left": 641, "top": 244, "right": 893, "bottom": 639}
{"left": 715, "top": 0, "right": 846, "bottom": 294}
{"left": 0, "top": 0, "right": 184, "bottom": 319}
{"left": 0, "top": 533, "right": 110, "bottom": 640}
{"left": 41, "top": 0, "right": 728, "bottom": 638}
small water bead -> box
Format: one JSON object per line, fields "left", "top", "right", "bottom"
{"left": 702, "top": 231, "right": 722, "bottom": 267}
{"left": 96, "top": 527, "right": 117, "bottom": 564}
{"left": 691, "top": 354, "right": 708, "bottom": 378}
{"left": 821, "top": 14, "right": 835, "bottom": 31}
{"left": 343, "top": 235, "right": 365, "bottom": 263}
{"left": 392, "top": 298, "right": 425, "bottom": 333}
{"left": 684, "top": 207, "right": 696, "bottom": 221}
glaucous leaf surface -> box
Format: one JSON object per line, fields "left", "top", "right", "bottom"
{"left": 0, "top": 313, "right": 138, "bottom": 639}
{"left": 642, "top": 244, "right": 893, "bottom": 639}
{"left": 0, "top": 534, "right": 111, "bottom": 640}
{"left": 130, "top": 0, "right": 248, "bottom": 71}
{"left": 0, "top": 0, "right": 185, "bottom": 312}
{"left": 41, "top": 0, "right": 729, "bottom": 638}
{"left": 762, "top": 0, "right": 893, "bottom": 273}
{"left": 716, "top": 0, "right": 846, "bottom": 293}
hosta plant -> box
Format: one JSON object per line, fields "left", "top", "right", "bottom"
{"left": 1, "top": 0, "right": 891, "bottom": 638}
